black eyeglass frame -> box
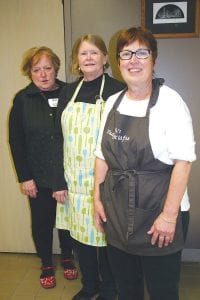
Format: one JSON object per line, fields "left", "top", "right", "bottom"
{"left": 118, "top": 48, "right": 151, "bottom": 60}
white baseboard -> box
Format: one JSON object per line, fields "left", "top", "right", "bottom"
{"left": 182, "top": 249, "right": 200, "bottom": 262}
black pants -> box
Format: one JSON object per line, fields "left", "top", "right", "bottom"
{"left": 74, "top": 240, "right": 117, "bottom": 300}
{"left": 29, "top": 187, "right": 73, "bottom": 266}
{"left": 107, "top": 211, "right": 189, "bottom": 300}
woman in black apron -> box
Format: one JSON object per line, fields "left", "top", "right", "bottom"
{"left": 94, "top": 27, "right": 196, "bottom": 300}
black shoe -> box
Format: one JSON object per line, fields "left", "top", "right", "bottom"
{"left": 72, "top": 289, "right": 98, "bottom": 300}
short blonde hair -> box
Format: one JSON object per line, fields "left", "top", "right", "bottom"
{"left": 21, "top": 46, "right": 60, "bottom": 79}
{"left": 71, "top": 34, "right": 109, "bottom": 76}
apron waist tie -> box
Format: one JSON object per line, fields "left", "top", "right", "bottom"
{"left": 111, "top": 168, "right": 166, "bottom": 191}
{"left": 110, "top": 168, "right": 172, "bottom": 237}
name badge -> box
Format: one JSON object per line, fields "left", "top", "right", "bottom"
{"left": 48, "top": 98, "right": 58, "bottom": 107}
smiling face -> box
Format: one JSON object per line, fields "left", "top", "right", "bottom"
{"left": 77, "top": 41, "right": 108, "bottom": 81}
{"left": 119, "top": 40, "right": 155, "bottom": 89}
{"left": 30, "top": 54, "right": 57, "bottom": 91}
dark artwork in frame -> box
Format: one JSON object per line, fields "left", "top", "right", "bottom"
{"left": 141, "top": 0, "right": 200, "bottom": 38}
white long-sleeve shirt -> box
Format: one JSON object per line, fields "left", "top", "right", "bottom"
{"left": 95, "top": 84, "right": 196, "bottom": 211}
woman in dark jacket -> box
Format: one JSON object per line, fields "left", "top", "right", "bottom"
{"left": 9, "top": 46, "right": 77, "bottom": 289}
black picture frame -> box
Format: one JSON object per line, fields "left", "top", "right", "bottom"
{"left": 141, "top": 0, "right": 200, "bottom": 38}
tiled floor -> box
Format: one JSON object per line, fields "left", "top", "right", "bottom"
{"left": 0, "top": 253, "right": 81, "bottom": 300}
{"left": 0, "top": 253, "right": 200, "bottom": 299}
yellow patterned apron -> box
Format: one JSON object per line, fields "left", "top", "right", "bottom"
{"left": 56, "top": 75, "right": 106, "bottom": 246}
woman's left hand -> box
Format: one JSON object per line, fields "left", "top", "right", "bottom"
{"left": 52, "top": 190, "right": 68, "bottom": 204}
{"left": 147, "top": 214, "right": 176, "bottom": 248}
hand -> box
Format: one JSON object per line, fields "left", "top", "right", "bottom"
{"left": 21, "top": 180, "right": 38, "bottom": 198}
{"left": 147, "top": 213, "right": 176, "bottom": 248}
{"left": 52, "top": 190, "right": 68, "bottom": 203}
{"left": 94, "top": 199, "right": 107, "bottom": 233}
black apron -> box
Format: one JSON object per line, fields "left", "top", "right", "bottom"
{"left": 100, "top": 78, "right": 184, "bottom": 256}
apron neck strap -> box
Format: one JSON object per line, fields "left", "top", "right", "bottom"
{"left": 99, "top": 74, "right": 105, "bottom": 98}
{"left": 71, "top": 74, "right": 105, "bottom": 103}
{"left": 94, "top": 74, "right": 105, "bottom": 101}
{"left": 146, "top": 78, "right": 164, "bottom": 116}
{"left": 70, "top": 78, "right": 84, "bottom": 103}
{"left": 106, "top": 88, "right": 127, "bottom": 122}
{"left": 112, "top": 88, "right": 127, "bottom": 110}
{"left": 107, "top": 78, "right": 164, "bottom": 119}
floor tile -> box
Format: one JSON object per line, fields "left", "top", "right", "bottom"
{"left": 0, "top": 253, "right": 200, "bottom": 299}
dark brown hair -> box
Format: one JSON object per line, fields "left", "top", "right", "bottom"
{"left": 116, "top": 27, "right": 157, "bottom": 64}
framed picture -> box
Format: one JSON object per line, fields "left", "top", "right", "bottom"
{"left": 141, "top": 0, "right": 200, "bottom": 38}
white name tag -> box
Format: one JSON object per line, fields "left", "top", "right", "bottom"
{"left": 48, "top": 98, "right": 58, "bottom": 107}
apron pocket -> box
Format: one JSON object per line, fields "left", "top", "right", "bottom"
{"left": 100, "top": 181, "right": 130, "bottom": 248}
{"left": 127, "top": 206, "right": 184, "bottom": 255}
{"left": 129, "top": 205, "right": 161, "bottom": 247}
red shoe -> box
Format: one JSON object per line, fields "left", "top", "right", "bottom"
{"left": 40, "top": 266, "right": 56, "bottom": 289}
{"left": 61, "top": 259, "right": 78, "bottom": 280}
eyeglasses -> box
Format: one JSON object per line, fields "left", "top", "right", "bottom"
{"left": 118, "top": 49, "right": 151, "bottom": 60}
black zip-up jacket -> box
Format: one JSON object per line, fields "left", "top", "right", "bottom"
{"left": 9, "top": 79, "right": 67, "bottom": 191}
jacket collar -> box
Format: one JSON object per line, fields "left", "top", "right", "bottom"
{"left": 25, "top": 78, "right": 65, "bottom": 96}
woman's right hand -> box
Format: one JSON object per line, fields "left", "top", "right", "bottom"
{"left": 94, "top": 199, "right": 107, "bottom": 233}
{"left": 94, "top": 158, "right": 108, "bottom": 232}
{"left": 21, "top": 180, "right": 38, "bottom": 198}
{"left": 52, "top": 190, "right": 68, "bottom": 204}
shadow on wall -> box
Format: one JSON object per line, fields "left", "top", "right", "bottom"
{"left": 108, "top": 30, "right": 124, "bottom": 82}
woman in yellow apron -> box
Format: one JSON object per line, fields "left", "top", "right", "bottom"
{"left": 53, "top": 35, "right": 133, "bottom": 300}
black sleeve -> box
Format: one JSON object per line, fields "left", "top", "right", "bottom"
{"left": 51, "top": 131, "right": 67, "bottom": 191}
{"left": 102, "top": 74, "right": 126, "bottom": 100}
{"left": 52, "top": 83, "right": 77, "bottom": 191}
{"left": 8, "top": 93, "right": 33, "bottom": 182}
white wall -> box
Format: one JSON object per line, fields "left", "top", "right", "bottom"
{"left": 0, "top": 0, "right": 65, "bottom": 253}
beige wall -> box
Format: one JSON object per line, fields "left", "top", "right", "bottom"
{"left": 63, "top": 0, "right": 141, "bottom": 82}
{"left": 0, "top": 0, "right": 65, "bottom": 252}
